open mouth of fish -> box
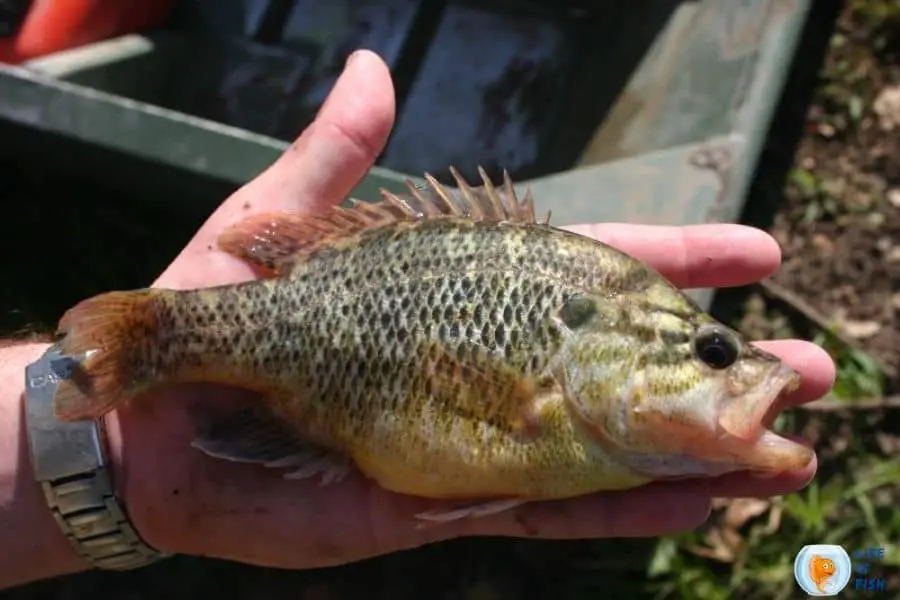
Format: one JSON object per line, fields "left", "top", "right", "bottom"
{"left": 716, "top": 363, "right": 812, "bottom": 472}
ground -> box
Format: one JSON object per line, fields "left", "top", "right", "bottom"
{"left": 1, "top": 1, "right": 899, "bottom": 599}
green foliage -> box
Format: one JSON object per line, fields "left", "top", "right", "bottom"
{"left": 815, "top": 330, "right": 886, "bottom": 400}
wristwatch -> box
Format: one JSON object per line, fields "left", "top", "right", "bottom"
{"left": 23, "top": 343, "right": 170, "bottom": 570}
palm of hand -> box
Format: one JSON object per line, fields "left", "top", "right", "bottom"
{"left": 102, "top": 51, "right": 834, "bottom": 570}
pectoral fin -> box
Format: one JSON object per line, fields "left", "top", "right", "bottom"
{"left": 191, "top": 406, "right": 351, "bottom": 485}
{"left": 420, "top": 341, "right": 548, "bottom": 441}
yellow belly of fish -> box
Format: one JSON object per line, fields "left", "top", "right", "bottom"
{"left": 346, "top": 423, "right": 651, "bottom": 500}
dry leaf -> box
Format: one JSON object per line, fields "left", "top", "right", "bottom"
{"left": 688, "top": 526, "right": 742, "bottom": 563}
{"left": 818, "top": 122, "right": 836, "bottom": 137}
{"left": 762, "top": 503, "right": 784, "bottom": 536}
{"left": 875, "top": 432, "right": 900, "bottom": 455}
{"left": 687, "top": 498, "right": 773, "bottom": 564}
{"left": 724, "top": 498, "right": 772, "bottom": 530}
{"left": 888, "top": 188, "right": 900, "bottom": 208}
{"left": 873, "top": 85, "right": 900, "bottom": 131}
{"left": 841, "top": 319, "right": 882, "bottom": 339}
{"left": 812, "top": 233, "right": 834, "bottom": 254}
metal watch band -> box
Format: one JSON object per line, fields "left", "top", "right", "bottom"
{"left": 23, "top": 343, "right": 169, "bottom": 570}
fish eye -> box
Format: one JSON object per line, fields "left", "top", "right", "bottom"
{"left": 693, "top": 325, "right": 740, "bottom": 370}
{"left": 560, "top": 294, "right": 597, "bottom": 329}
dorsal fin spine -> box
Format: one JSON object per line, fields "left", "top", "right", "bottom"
{"left": 217, "top": 166, "right": 546, "bottom": 276}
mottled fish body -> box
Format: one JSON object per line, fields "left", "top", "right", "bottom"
{"left": 51, "top": 168, "right": 812, "bottom": 524}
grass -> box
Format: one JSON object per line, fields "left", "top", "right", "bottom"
{"left": 818, "top": 334, "right": 886, "bottom": 400}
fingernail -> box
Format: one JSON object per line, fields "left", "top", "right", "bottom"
{"left": 345, "top": 50, "right": 361, "bottom": 68}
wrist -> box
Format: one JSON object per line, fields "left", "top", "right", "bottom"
{"left": 0, "top": 341, "right": 91, "bottom": 589}
{"left": 23, "top": 342, "right": 172, "bottom": 572}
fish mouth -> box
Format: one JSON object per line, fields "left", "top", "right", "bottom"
{"left": 718, "top": 362, "right": 799, "bottom": 441}
{"left": 716, "top": 363, "right": 813, "bottom": 472}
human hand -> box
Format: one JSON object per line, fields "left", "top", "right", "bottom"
{"left": 104, "top": 50, "right": 835, "bottom": 570}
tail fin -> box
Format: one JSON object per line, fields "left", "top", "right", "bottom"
{"left": 53, "top": 289, "right": 161, "bottom": 421}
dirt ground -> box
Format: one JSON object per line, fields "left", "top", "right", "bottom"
{"left": 739, "top": 1, "right": 900, "bottom": 390}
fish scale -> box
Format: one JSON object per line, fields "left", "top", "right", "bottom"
{"left": 50, "top": 166, "right": 813, "bottom": 524}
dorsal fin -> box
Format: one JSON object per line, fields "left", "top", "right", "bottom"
{"left": 217, "top": 166, "right": 548, "bottom": 276}
{"left": 386, "top": 166, "right": 538, "bottom": 222}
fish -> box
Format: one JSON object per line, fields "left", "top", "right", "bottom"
{"left": 50, "top": 166, "right": 814, "bottom": 525}
{"left": 809, "top": 555, "right": 836, "bottom": 593}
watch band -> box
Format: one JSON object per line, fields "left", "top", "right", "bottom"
{"left": 23, "top": 343, "right": 169, "bottom": 570}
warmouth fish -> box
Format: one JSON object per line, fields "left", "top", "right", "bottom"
{"left": 52, "top": 167, "right": 812, "bottom": 524}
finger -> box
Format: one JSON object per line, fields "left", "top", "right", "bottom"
{"left": 709, "top": 448, "right": 818, "bottom": 498}
{"left": 407, "top": 481, "right": 712, "bottom": 544}
{"left": 231, "top": 49, "right": 396, "bottom": 217}
{"left": 754, "top": 340, "right": 836, "bottom": 408}
{"left": 564, "top": 223, "right": 782, "bottom": 289}
{"left": 156, "top": 49, "right": 396, "bottom": 289}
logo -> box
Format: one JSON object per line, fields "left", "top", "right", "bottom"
{"left": 794, "top": 545, "right": 852, "bottom": 596}
{"left": 794, "top": 545, "right": 888, "bottom": 595}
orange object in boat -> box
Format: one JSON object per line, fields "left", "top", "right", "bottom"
{"left": 0, "top": 0, "right": 175, "bottom": 64}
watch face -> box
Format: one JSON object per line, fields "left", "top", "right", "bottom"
{"left": 0, "top": 0, "right": 31, "bottom": 39}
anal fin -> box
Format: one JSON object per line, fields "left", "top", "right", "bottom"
{"left": 414, "top": 499, "right": 527, "bottom": 528}
{"left": 191, "top": 406, "right": 351, "bottom": 486}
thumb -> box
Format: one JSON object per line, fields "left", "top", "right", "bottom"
{"left": 156, "top": 49, "right": 396, "bottom": 289}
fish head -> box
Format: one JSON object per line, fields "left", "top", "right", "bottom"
{"left": 552, "top": 287, "right": 814, "bottom": 480}
{"left": 815, "top": 557, "right": 836, "bottom": 576}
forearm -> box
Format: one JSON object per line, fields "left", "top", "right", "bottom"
{"left": 0, "top": 341, "right": 90, "bottom": 590}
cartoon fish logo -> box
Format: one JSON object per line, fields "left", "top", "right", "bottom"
{"left": 794, "top": 545, "right": 851, "bottom": 596}
{"left": 809, "top": 555, "right": 837, "bottom": 593}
